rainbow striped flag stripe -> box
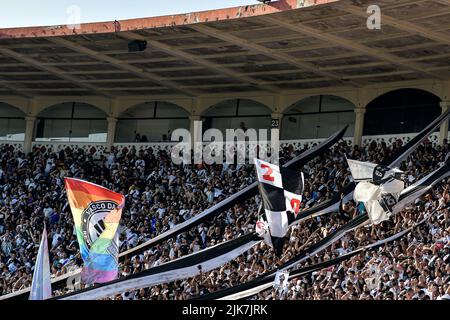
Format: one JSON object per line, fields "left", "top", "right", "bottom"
{"left": 65, "top": 178, "right": 125, "bottom": 284}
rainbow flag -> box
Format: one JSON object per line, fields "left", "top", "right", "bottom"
{"left": 65, "top": 178, "right": 125, "bottom": 284}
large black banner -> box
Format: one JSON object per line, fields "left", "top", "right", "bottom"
{"left": 205, "top": 210, "right": 436, "bottom": 300}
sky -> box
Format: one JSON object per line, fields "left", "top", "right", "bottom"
{"left": 0, "top": 0, "right": 262, "bottom": 28}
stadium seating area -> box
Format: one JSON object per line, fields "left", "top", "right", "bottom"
{"left": 1, "top": 138, "right": 448, "bottom": 299}
{"left": 1, "top": 0, "right": 450, "bottom": 302}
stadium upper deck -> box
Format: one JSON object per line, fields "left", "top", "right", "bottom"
{"left": 0, "top": 0, "right": 449, "bottom": 151}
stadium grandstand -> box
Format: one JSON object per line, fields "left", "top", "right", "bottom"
{"left": 0, "top": 0, "right": 449, "bottom": 302}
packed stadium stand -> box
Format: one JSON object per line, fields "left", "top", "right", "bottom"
{"left": 0, "top": 0, "right": 449, "bottom": 300}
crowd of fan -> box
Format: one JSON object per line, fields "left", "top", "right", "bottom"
{"left": 0, "top": 142, "right": 259, "bottom": 295}
{"left": 0, "top": 138, "right": 449, "bottom": 300}
{"left": 113, "top": 139, "right": 449, "bottom": 301}
{"left": 261, "top": 182, "right": 450, "bottom": 300}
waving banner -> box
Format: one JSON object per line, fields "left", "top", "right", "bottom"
{"left": 349, "top": 159, "right": 406, "bottom": 224}
{"left": 65, "top": 178, "right": 125, "bottom": 284}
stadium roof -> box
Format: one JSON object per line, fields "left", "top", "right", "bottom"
{"left": 0, "top": 0, "right": 449, "bottom": 99}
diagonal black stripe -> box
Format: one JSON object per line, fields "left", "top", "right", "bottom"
{"left": 213, "top": 208, "right": 439, "bottom": 300}
{"left": 195, "top": 214, "right": 369, "bottom": 300}
{"left": 382, "top": 107, "right": 450, "bottom": 167}
{"left": 399, "top": 160, "right": 450, "bottom": 201}
{"left": 51, "top": 233, "right": 260, "bottom": 300}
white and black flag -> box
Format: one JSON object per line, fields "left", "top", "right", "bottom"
{"left": 347, "top": 158, "right": 406, "bottom": 224}
{"left": 254, "top": 158, "right": 305, "bottom": 255}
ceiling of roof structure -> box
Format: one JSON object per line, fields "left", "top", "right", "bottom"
{"left": 0, "top": 0, "right": 449, "bottom": 98}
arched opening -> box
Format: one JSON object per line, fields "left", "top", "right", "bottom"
{"left": 202, "top": 99, "right": 271, "bottom": 134}
{"left": 0, "top": 102, "right": 26, "bottom": 141}
{"left": 281, "top": 95, "right": 355, "bottom": 140}
{"left": 364, "top": 89, "right": 441, "bottom": 136}
{"left": 35, "top": 102, "right": 107, "bottom": 142}
{"left": 116, "top": 101, "right": 189, "bottom": 142}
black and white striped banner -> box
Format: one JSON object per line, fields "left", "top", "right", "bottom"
{"left": 384, "top": 107, "right": 450, "bottom": 168}
{"left": 121, "top": 126, "right": 347, "bottom": 257}
{"left": 55, "top": 233, "right": 262, "bottom": 300}
{"left": 56, "top": 212, "right": 369, "bottom": 300}
{"left": 210, "top": 211, "right": 435, "bottom": 300}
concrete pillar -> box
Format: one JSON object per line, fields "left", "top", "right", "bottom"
{"left": 353, "top": 108, "right": 366, "bottom": 147}
{"left": 439, "top": 101, "right": 449, "bottom": 146}
{"left": 24, "top": 116, "right": 36, "bottom": 154}
{"left": 271, "top": 111, "right": 282, "bottom": 144}
{"left": 271, "top": 112, "right": 283, "bottom": 131}
{"left": 106, "top": 117, "right": 118, "bottom": 150}
{"left": 270, "top": 113, "right": 283, "bottom": 165}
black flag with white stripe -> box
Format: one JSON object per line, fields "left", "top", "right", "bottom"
{"left": 254, "top": 158, "right": 304, "bottom": 256}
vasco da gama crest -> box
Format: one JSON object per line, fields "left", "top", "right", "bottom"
{"left": 81, "top": 200, "right": 120, "bottom": 259}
